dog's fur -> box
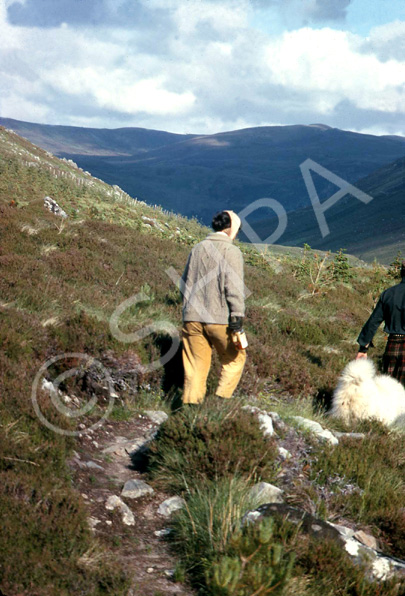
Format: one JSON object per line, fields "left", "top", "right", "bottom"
{"left": 330, "top": 359, "right": 405, "bottom": 426}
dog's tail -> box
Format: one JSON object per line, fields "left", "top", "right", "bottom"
{"left": 340, "top": 358, "right": 376, "bottom": 385}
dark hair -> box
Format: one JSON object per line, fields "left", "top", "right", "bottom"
{"left": 212, "top": 211, "right": 231, "bottom": 232}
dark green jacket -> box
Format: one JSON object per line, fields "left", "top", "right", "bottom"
{"left": 358, "top": 278, "right": 405, "bottom": 346}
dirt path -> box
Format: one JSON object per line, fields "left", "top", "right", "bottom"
{"left": 69, "top": 412, "right": 195, "bottom": 596}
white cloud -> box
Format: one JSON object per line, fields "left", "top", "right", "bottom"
{"left": 0, "top": 0, "right": 405, "bottom": 135}
{"left": 265, "top": 28, "right": 405, "bottom": 114}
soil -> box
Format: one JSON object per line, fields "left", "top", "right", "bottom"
{"left": 68, "top": 413, "right": 195, "bottom": 596}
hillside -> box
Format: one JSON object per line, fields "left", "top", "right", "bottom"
{"left": 2, "top": 125, "right": 405, "bottom": 595}
{"left": 0, "top": 116, "right": 196, "bottom": 156}
{"left": 2, "top": 118, "right": 405, "bottom": 226}
{"left": 256, "top": 155, "right": 405, "bottom": 263}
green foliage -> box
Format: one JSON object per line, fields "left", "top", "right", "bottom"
{"left": 148, "top": 402, "right": 278, "bottom": 493}
{"left": 332, "top": 249, "right": 352, "bottom": 282}
{"left": 207, "top": 517, "right": 296, "bottom": 596}
{"left": 310, "top": 429, "right": 405, "bottom": 557}
{"left": 387, "top": 250, "right": 403, "bottom": 280}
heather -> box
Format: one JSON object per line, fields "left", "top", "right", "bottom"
{"left": 1, "top": 125, "right": 404, "bottom": 594}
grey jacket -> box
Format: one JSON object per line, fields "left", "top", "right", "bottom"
{"left": 181, "top": 232, "right": 245, "bottom": 324}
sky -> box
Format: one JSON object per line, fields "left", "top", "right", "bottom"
{"left": 1, "top": 0, "right": 405, "bottom": 136}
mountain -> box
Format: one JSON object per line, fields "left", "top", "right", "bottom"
{"left": 0, "top": 116, "right": 196, "bottom": 156}
{"left": 255, "top": 155, "right": 405, "bottom": 263}
{"left": 2, "top": 117, "right": 405, "bottom": 227}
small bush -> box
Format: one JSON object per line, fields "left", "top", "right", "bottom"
{"left": 148, "top": 403, "right": 278, "bottom": 493}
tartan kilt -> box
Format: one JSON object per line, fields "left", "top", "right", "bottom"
{"left": 383, "top": 337, "right": 405, "bottom": 384}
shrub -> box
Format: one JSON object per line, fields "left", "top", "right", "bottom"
{"left": 148, "top": 402, "right": 278, "bottom": 493}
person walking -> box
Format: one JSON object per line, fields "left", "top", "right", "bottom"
{"left": 180, "top": 210, "right": 247, "bottom": 404}
{"left": 356, "top": 263, "right": 405, "bottom": 383}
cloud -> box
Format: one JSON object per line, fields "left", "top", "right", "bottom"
{"left": 1, "top": 0, "right": 405, "bottom": 136}
{"left": 6, "top": 0, "right": 173, "bottom": 29}
{"left": 360, "top": 20, "right": 405, "bottom": 62}
{"left": 251, "top": 0, "right": 353, "bottom": 23}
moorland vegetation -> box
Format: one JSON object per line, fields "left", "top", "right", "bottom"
{"left": 1, "top": 125, "right": 405, "bottom": 595}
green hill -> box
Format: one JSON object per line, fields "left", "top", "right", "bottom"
{"left": 2, "top": 125, "right": 405, "bottom": 595}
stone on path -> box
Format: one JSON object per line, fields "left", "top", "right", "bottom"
{"left": 144, "top": 410, "right": 169, "bottom": 425}
{"left": 105, "top": 495, "right": 135, "bottom": 526}
{"left": 121, "top": 479, "right": 154, "bottom": 499}
{"left": 157, "top": 496, "right": 185, "bottom": 517}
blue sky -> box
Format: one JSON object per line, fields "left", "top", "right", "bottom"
{"left": 0, "top": 0, "right": 404, "bottom": 136}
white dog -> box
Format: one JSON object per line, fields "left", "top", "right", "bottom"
{"left": 330, "top": 359, "right": 405, "bottom": 427}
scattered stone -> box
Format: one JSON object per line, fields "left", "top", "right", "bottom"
{"left": 105, "top": 495, "right": 135, "bottom": 526}
{"left": 354, "top": 530, "right": 379, "bottom": 551}
{"left": 291, "top": 416, "right": 339, "bottom": 446}
{"left": 44, "top": 196, "right": 68, "bottom": 218}
{"left": 121, "top": 479, "right": 154, "bottom": 500}
{"left": 278, "top": 447, "right": 291, "bottom": 460}
{"left": 146, "top": 567, "right": 154, "bottom": 574}
{"left": 242, "top": 405, "right": 274, "bottom": 437}
{"left": 84, "top": 461, "right": 104, "bottom": 470}
{"left": 157, "top": 496, "right": 185, "bottom": 517}
{"left": 154, "top": 528, "right": 172, "bottom": 538}
{"left": 88, "top": 517, "right": 101, "bottom": 530}
{"left": 105, "top": 520, "right": 112, "bottom": 526}
{"left": 164, "top": 569, "right": 175, "bottom": 578}
{"left": 144, "top": 410, "right": 169, "bottom": 425}
{"left": 102, "top": 435, "right": 151, "bottom": 457}
{"left": 328, "top": 522, "right": 355, "bottom": 540}
{"left": 250, "top": 482, "right": 284, "bottom": 505}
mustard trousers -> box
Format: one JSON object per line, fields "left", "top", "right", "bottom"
{"left": 182, "top": 321, "right": 247, "bottom": 404}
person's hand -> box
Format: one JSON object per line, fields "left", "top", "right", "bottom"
{"left": 229, "top": 316, "right": 244, "bottom": 332}
{"left": 356, "top": 352, "right": 368, "bottom": 360}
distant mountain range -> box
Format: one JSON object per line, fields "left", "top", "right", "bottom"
{"left": 1, "top": 116, "right": 405, "bottom": 262}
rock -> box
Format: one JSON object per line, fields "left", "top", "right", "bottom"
{"left": 44, "top": 196, "right": 68, "bottom": 218}
{"left": 157, "top": 496, "right": 185, "bottom": 517}
{"left": 144, "top": 410, "right": 169, "bottom": 425}
{"left": 242, "top": 405, "right": 274, "bottom": 437}
{"left": 278, "top": 447, "right": 291, "bottom": 460}
{"left": 84, "top": 461, "right": 104, "bottom": 470}
{"left": 102, "top": 435, "right": 151, "bottom": 457}
{"left": 328, "top": 522, "right": 355, "bottom": 540}
{"left": 154, "top": 528, "right": 172, "bottom": 538}
{"left": 354, "top": 530, "right": 379, "bottom": 551}
{"left": 291, "top": 416, "right": 339, "bottom": 446}
{"left": 244, "top": 503, "right": 345, "bottom": 544}
{"left": 249, "top": 482, "right": 284, "bottom": 505}
{"left": 105, "top": 495, "right": 135, "bottom": 526}
{"left": 121, "top": 479, "right": 154, "bottom": 499}
{"left": 88, "top": 517, "right": 101, "bottom": 530}
{"left": 146, "top": 567, "right": 154, "bottom": 574}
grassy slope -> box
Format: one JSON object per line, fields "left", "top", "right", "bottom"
{"left": 0, "top": 125, "right": 402, "bottom": 594}
{"left": 256, "top": 155, "right": 405, "bottom": 264}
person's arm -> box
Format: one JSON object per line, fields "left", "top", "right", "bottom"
{"left": 356, "top": 295, "right": 384, "bottom": 358}
{"left": 224, "top": 247, "right": 245, "bottom": 322}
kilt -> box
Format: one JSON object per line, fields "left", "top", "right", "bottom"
{"left": 383, "top": 336, "right": 405, "bottom": 384}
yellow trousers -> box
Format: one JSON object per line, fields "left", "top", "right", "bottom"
{"left": 182, "top": 321, "right": 247, "bottom": 404}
